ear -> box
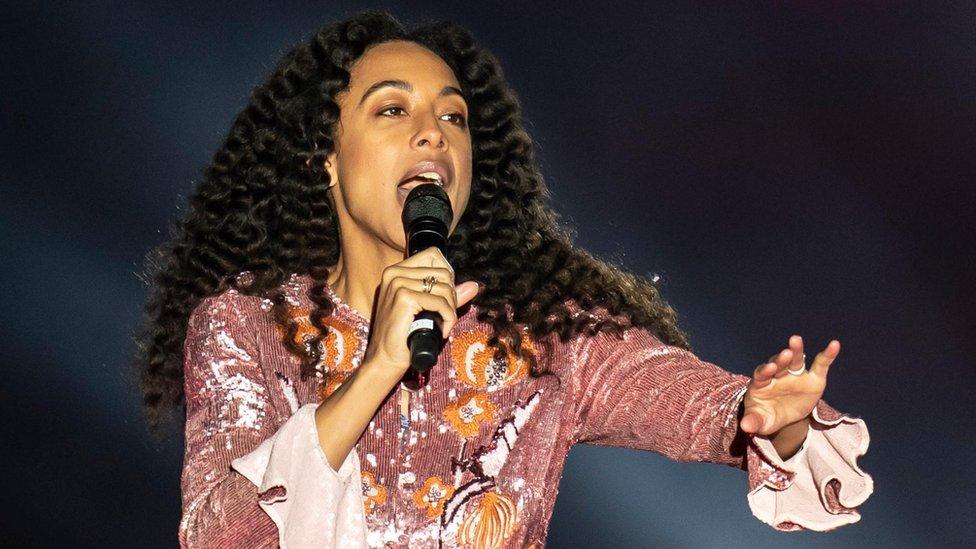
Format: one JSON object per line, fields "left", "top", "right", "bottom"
{"left": 324, "top": 152, "right": 338, "bottom": 188}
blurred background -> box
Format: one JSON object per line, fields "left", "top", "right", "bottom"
{"left": 2, "top": 1, "right": 973, "bottom": 546}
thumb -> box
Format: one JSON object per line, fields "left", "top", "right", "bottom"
{"left": 740, "top": 411, "right": 766, "bottom": 434}
{"left": 455, "top": 281, "right": 481, "bottom": 307}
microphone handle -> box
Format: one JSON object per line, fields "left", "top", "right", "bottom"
{"left": 403, "top": 310, "right": 441, "bottom": 390}
{"left": 404, "top": 232, "right": 446, "bottom": 389}
{"left": 408, "top": 310, "right": 441, "bottom": 370}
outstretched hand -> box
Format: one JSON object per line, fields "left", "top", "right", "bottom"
{"left": 740, "top": 335, "right": 840, "bottom": 437}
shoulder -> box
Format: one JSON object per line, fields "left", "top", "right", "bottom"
{"left": 553, "top": 297, "right": 672, "bottom": 364}
{"left": 188, "top": 290, "right": 264, "bottom": 331}
{"left": 186, "top": 271, "right": 277, "bottom": 334}
{"left": 558, "top": 296, "right": 663, "bottom": 343}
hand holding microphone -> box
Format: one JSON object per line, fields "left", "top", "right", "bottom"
{"left": 360, "top": 247, "right": 480, "bottom": 382}
{"left": 360, "top": 183, "right": 479, "bottom": 387}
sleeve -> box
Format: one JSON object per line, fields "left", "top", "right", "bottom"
{"left": 568, "top": 325, "right": 873, "bottom": 532}
{"left": 179, "top": 291, "right": 369, "bottom": 548}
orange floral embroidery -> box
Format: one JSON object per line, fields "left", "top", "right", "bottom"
{"left": 317, "top": 372, "right": 352, "bottom": 401}
{"left": 457, "top": 491, "right": 518, "bottom": 549}
{"left": 443, "top": 391, "right": 496, "bottom": 438}
{"left": 360, "top": 471, "right": 387, "bottom": 515}
{"left": 412, "top": 475, "right": 455, "bottom": 519}
{"left": 275, "top": 307, "right": 363, "bottom": 399}
{"left": 450, "top": 329, "right": 533, "bottom": 392}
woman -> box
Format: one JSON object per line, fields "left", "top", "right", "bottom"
{"left": 136, "top": 9, "right": 872, "bottom": 548}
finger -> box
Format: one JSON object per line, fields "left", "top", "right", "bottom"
{"left": 766, "top": 345, "right": 791, "bottom": 366}
{"left": 385, "top": 265, "right": 455, "bottom": 289}
{"left": 397, "top": 287, "right": 458, "bottom": 338}
{"left": 809, "top": 339, "right": 840, "bottom": 378}
{"left": 400, "top": 247, "right": 454, "bottom": 278}
{"left": 455, "top": 280, "right": 481, "bottom": 307}
{"left": 790, "top": 334, "right": 805, "bottom": 370}
{"left": 751, "top": 361, "right": 778, "bottom": 384}
{"left": 739, "top": 410, "right": 766, "bottom": 434}
{"left": 771, "top": 348, "right": 795, "bottom": 378}
{"left": 427, "top": 279, "right": 457, "bottom": 310}
{"left": 393, "top": 276, "right": 458, "bottom": 310}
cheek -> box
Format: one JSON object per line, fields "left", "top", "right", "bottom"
{"left": 341, "top": 137, "right": 399, "bottom": 195}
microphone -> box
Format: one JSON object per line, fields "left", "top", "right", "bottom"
{"left": 400, "top": 183, "right": 453, "bottom": 390}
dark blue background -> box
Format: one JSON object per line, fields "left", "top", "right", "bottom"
{"left": 2, "top": 1, "right": 972, "bottom": 546}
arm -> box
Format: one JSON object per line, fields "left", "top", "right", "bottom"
{"left": 315, "top": 360, "right": 403, "bottom": 471}
{"left": 179, "top": 291, "right": 367, "bottom": 548}
{"left": 569, "top": 325, "right": 873, "bottom": 531}
{"left": 767, "top": 412, "right": 810, "bottom": 461}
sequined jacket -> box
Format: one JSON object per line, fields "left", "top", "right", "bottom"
{"left": 178, "top": 273, "right": 873, "bottom": 548}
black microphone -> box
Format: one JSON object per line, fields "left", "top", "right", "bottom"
{"left": 401, "top": 183, "right": 453, "bottom": 390}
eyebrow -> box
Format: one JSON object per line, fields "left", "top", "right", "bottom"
{"left": 357, "top": 79, "right": 465, "bottom": 106}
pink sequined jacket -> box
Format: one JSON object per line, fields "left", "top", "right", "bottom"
{"left": 178, "top": 273, "right": 873, "bottom": 548}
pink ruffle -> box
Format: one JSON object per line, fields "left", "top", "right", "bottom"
{"left": 746, "top": 400, "right": 873, "bottom": 531}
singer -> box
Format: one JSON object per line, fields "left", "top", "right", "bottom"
{"left": 136, "top": 9, "right": 873, "bottom": 548}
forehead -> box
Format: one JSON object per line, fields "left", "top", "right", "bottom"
{"left": 348, "top": 40, "right": 459, "bottom": 90}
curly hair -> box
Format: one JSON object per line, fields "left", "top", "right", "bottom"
{"left": 134, "top": 9, "right": 693, "bottom": 436}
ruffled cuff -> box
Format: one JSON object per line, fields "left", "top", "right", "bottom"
{"left": 744, "top": 399, "right": 874, "bottom": 532}
{"left": 231, "top": 403, "right": 369, "bottom": 548}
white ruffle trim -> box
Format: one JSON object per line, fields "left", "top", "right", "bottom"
{"left": 231, "top": 403, "right": 369, "bottom": 548}
{"left": 747, "top": 406, "right": 873, "bottom": 531}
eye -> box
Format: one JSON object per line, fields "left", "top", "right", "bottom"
{"left": 378, "top": 105, "right": 466, "bottom": 127}
{"left": 441, "top": 112, "right": 467, "bottom": 127}
{"left": 378, "top": 106, "right": 406, "bottom": 117}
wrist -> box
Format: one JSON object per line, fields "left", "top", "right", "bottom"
{"left": 770, "top": 415, "right": 811, "bottom": 460}
{"left": 358, "top": 358, "right": 407, "bottom": 391}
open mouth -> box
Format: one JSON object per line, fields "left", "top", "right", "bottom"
{"left": 397, "top": 172, "right": 447, "bottom": 205}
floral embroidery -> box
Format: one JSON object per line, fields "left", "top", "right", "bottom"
{"left": 440, "top": 391, "right": 543, "bottom": 539}
{"left": 413, "top": 475, "right": 455, "bottom": 519}
{"left": 274, "top": 307, "right": 364, "bottom": 400}
{"left": 450, "top": 329, "right": 533, "bottom": 392}
{"left": 457, "top": 490, "right": 519, "bottom": 549}
{"left": 318, "top": 373, "right": 351, "bottom": 401}
{"left": 360, "top": 471, "right": 387, "bottom": 515}
{"left": 443, "top": 391, "right": 496, "bottom": 438}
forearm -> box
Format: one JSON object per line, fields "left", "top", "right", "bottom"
{"left": 314, "top": 361, "right": 401, "bottom": 471}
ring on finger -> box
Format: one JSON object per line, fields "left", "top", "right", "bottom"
{"left": 421, "top": 275, "right": 436, "bottom": 293}
{"left": 787, "top": 353, "right": 807, "bottom": 376}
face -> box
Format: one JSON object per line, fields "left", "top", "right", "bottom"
{"left": 323, "top": 40, "right": 472, "bottom": 253}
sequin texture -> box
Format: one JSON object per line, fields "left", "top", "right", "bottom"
{"left": 178, "top": 272, "right": 874, "bottom": 548}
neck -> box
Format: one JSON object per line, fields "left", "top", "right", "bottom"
{"left": 326, "top": 229, "right": 405, "bottom": 321}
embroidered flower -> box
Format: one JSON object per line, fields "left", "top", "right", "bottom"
{"left": 275, "top": 307, "right": 364, "bottom": 399}
{"left": 360, "top": 471, "right": 387, "bottom": 515}
{"left": 457, "top": 491, "right": 519, "bottom": 549}
{"left": 277, "top": 307, "right": 362, "bottom": 371}
{"left": 318, "top": 373, "right": 351, "bottom": 401}
{"left": 412, "top": 475, "right": 455, "bottom": 519}
{"left": 443, "top": 391, "right": 496, "bottom": 438}
{"left": 450, "top": 329, "right": 533, "bottom": 392}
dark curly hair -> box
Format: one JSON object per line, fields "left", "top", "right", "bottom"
{"left": 135, "top": 9, "right": 692, "bottom": 437}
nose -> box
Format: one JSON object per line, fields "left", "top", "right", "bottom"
{"left": 413, "top": 114, "right": 447, "bottom": 150}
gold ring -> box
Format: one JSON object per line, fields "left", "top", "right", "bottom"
{"left": 422, "top": 275, "right": 436, "bottom": 293}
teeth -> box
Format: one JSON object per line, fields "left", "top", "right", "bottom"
{"left": 415, "top": 171, "right": 444, "bottom": 185}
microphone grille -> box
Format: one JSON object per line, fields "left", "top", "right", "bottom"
{"left": 401, "top": 183, "right": 453, "bottom": 227}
